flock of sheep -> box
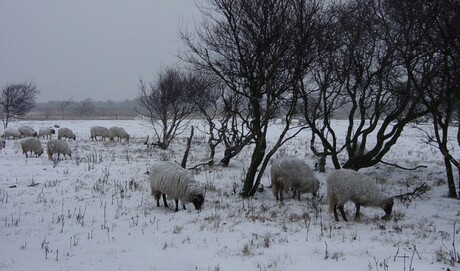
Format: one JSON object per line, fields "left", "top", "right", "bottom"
{"left": 0, "top": 125, "right": 130, "bottom": 161}
{"left": 147, "top": 156, "right": 394, "bottom": 222}
{"left": 0, "top": 125, "right": 394, "bottom": 222}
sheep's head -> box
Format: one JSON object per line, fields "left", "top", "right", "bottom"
{"left": 381, "top": 197, "right": 394, "bottom": 220}
{"left": 312, "top": 178, "right": 320, "bottom": 197}
{"left": 191, "top": 194, "right": 204, "bottom": 210}
{"left": 51, "top": 129, "right": 55, "bottom": 134}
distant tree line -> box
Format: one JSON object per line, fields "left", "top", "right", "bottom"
{"left": 138, "top": 0, "right": 459, "bottom": 198}
{"left": 30, "top": 98, "right": 138, "bottom": 120}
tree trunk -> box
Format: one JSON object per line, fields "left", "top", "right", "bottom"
{"left": 444, "top": 156, "right": 457, "bottom": 198}
{"left": 219, "top": 145, "right": 243, "bottom": 167}
{"left": 458, "top": 116, "right": 460, "bottom": 197}
{"left": 181, "top": 126, "right": 194, "bottom": 169}
{"left": 240, "top": 138, "right": 266, "bottom": 197}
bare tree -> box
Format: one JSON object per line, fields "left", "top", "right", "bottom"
{"left": 0, "top": 81, "right": 39, "bottom": 128}
{"left": 417, "top": 0, "right": 460, "bottom": 198}
{"left": 59, "top": 98, "right": 73, "bottom": 120}
{"left": 76, "top": 97, "right": 96, "bottom": 118}
{"left": 301, "top": 0, "right": 432, "bottom": 171}
{"left": 137, "top": 67, "right": 198, "bottom": 150}
{"left": 181, "top": 0, "right": 322, "bottom": 196}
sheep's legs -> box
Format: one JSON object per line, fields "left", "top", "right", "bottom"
{"left": 338, "top": 205, "right": 348, "bottom": 222}
{"left": 333, "top": 204, "right": 340, "bottom": 221}
{"left": 279, "top": 184, "right": 284, "bottom": 201}
{"left": 162, "top": 194, "right": 168, "bottom": 207}
{"left": 291, "top": 190, "right": 300, "bottom": 201}
{"left": 354, "top": 203, "right": 361, "bottom": 222}
{"left": 174, "top": 199, "right": 179, "bottom": 212}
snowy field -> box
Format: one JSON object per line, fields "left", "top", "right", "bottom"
{"left": 0, "top": 119, "right": 459, "bottom": 271}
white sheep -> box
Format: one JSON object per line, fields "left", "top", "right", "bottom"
{"left": 2, "top": 127, "right": 21, "bottom": 139}
{"left": 0, "top": 139, "right": 5, "bottom": 150}
{"left": 38, "top": 127, "right": 56, "bottom": 139}
{"left": 46, "top": 139, "right": 72, "bottom": 160}
{"left": 58, "top": 127, "right": 76, "bottom": 140}
{"left": 149, "top": 161, "right": 205, "bottom": 212}
{"left": 270, "top": 156, "right": 320, "bottom": 201}
{"left": 18, "top": 126, "right": 38, "bottom": 137}
{"left": 108, "top": 126, "right": 129, "bottom": 141}
{"left": 20, "top": 137, "right": 43, "bottom": 157}
{"left": 90, "top": 126, "right": 109, "bottom": 141}
{"left": 327, "top": 169, "right": 394, "bottom": 222}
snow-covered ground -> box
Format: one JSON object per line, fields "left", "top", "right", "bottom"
{"left": 0, "top": 119, "right": 459, "bottom": 271}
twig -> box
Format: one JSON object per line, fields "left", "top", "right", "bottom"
{"left": 380, "top": 160, "right": 427, "bottom": 171}
{"left": 393, "top": 183, "right": 428, "bottom": 202}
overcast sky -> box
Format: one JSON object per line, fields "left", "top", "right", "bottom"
{"left": 0, "top": 1, "right": 201, "bottom": 102}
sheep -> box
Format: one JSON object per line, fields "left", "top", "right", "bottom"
{"left": 0, "top": 139, "right": 5, "bottom": 150}
{"left": 149, "top": 161, "right": 204, "bottom": 212}
{"left": 327, "top": 169, "right": 394, "bottom": 222}
{"left": 38, "top": 127, "right": 56, "bottom": 139}
{"left": 270, "top": 156, "right": 320, "bottom": 201}
{"left": 20, "top": 137, "right": 43, "bottom": 157}
{"left": 108, "top": 126, "right": 129, "bottom": 141}
{"left": 46, "top": 139, "right": 72, "bottom": 160}
{"left": 90, "top": 126, "right": 109, "bottom": 141}
{"left": 57, "top": 127, "right": 76, "bottom": 140}
{"left": 2, "top": 127, "right": 21, "bottom": 139}
{"left": 18, "top": 126, "right": 38, "bottom": 137}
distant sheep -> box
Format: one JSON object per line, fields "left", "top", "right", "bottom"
{"left": 270, "top": 156, "right": 320, "bottom": 201}
{"left": 2, "top": 128, "right": 21, "bottom": 139}
{"left": 0, "top": 139, "right": 5, "bottom": 150}
{"left": 20, "top": 137, "right": 43, "bottom": 157}
{"left": 58, "top": 128, "right": 76, "bottom": 140}
{"left": 108, "top": 126, "right": 129, "bottom": 141}
{"left": 18, "top": 126, "right": 38, "bottom": 138}
{"left": 38, "top": 127, "right": 55, "bottom": 139}
{"left": 90, "top": 126, "right": 109, "bottom": 141}
{"left": 327, "top": 169, "right": 394, "bottom": 222}
{"left": 46, "top": 139, "right": 72, "bottom": 160}
{"left": 149, "top": 161, "right": 204, "bottom": 212}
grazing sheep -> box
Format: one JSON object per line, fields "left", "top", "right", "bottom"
{"left": 20, "top": 137, "right": 43, "bottom": 157}
{"left": 57, "top": 127, "right": 76, "bottom": 140}
{"left": 271, "top": 156, "right": 320, "bottom": 201}
{"left": 0, "top": 139, "right": 5, "bottom": 150}
{"left": 2, "top": 127, "right": 21, "bottom": 139}
{"left": 108, "top": 126, "right": 129, "bottom": 141}
{"left": 327, "top": 169, "right": 394, "bottom": 222}
{"left": 90, "top": 126, "right": 109, "bottom": 141}
{"left": 18, "top": 126, "right": 38, "bottom": 137}
{"left": 46, "top": 139, "right": 72, "bottom": 160}
{"left": 149, "top": 161, "right": 204, "bottom": 212}
{"left": 38, "top": 127, "right": 56, "bottom": 139}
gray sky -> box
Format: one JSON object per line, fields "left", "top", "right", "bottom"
{"left": 0, "top": 1, "right": 201, "bottom": 102}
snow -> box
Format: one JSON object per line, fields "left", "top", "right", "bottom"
{"left": 0, "top": 119, "right": 459, "bottom": 271}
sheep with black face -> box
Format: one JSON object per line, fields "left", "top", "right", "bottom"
{"left": 327, "top": 169, "right": 394, "bottom": 222}
{"left": 148, "top": 161, "right": 204, "bottom": 212}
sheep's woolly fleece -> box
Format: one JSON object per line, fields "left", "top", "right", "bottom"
{"left": 149, "top": 161, "right": 203, "bottom": 204}
{"left": 271, "top": 156, "right": 319, "bottom": 192}
{"left": 20, "top": 137, "right": 43, "bottom": 157}
{"left": 327, "top": 168, "right": 390, "bottom": 212}
{"left": 46, "top": 139, "right": 71, "bottom": 159}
